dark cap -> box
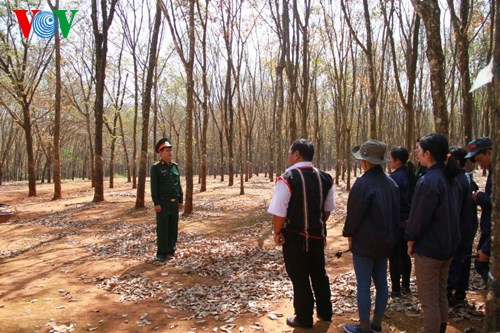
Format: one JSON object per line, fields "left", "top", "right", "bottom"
{"left": 352, "top": 139, "right": 389, "bottom": 165}
{"left": 465, "top": 137, "right": 492, "bottom": 159}
{"left": 155, "top": 138, "right": 173, "bottom": 153}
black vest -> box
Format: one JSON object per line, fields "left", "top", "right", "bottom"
{"left": 283, "top": 167, "right": 333, "bottom": 238}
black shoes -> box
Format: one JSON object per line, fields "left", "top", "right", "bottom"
{"left": 317, "top": 315, "right": 332, "bottom": 323}
{"left": 156, "top": 252, "right": 175, "bottom": 262}
{"left": 286, "top": 317, "right": 313, "bottom": 329}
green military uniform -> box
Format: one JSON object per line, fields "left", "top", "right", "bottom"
{"left": 151, "top": 138, "right": 183, "bottom": 259}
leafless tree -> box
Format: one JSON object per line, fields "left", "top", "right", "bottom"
{"left": 91, "top": 0, "right": 119, "bottom": 202}
{"left": 412, "top": 0, "right": 449, "bottom": 135}
{"left": 0, "top": 2, "right": 54, "bottom": 196}
{"left": 136, "top": 1, "right": 162, "bottom": 208}
{"left": 159, "top": 0, "right": 196, "bottom": 214}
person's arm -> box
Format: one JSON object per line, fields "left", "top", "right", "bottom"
{"left": 475, "top": 191, "right": 491, "bottom": 208}
{"left": 272, "top": 215, "right": 286, "bottom": 246}
{"left": 405, "top": 179, "right": 437, "bottom": 242}
{"left": 323, "top": 182, "right": 335, "bottom": 215}
{"left": 176, "top": 164, "right": 184, "bottom": 210}
{"left": 342, "top": 181, "right": 369, "bottom": 237}
{"left": 268, "top": 177, "right": 292, "bottom": 246}
{"left": 407, "top": 240, "right": 415, "bottom": 257}
{"left": 150, "top": 165, "right": 162, "bottom": 213}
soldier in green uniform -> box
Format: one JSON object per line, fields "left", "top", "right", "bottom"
{"left": 151, "top": 138, "right": 184, "bottom": 261}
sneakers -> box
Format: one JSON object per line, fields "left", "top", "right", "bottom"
{"left": 343, "top": 325, "right": 371, "bottom": 333}
{"left": 343, "top": 324, "right": 382, "bottom": 333}
{"left": 317, "top": 314, "right": 332, "bottom": 323}
{"left": 286, "top": 317, "right": 313, "bottom": 329}
{"left": 371, "top": 323, "right": 382, "bottom": 333}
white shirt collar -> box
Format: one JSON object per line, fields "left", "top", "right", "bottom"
{"left": 284, "top": 161, "right": 314, "bottom": 173}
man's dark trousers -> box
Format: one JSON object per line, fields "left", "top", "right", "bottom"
{"left": 156, "top": 201, "right": 179, "bottom": 255}
{"left": 283, "top": 230, "right": 332, "bottom": 324}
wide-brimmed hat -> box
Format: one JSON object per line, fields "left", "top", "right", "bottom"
{"left": 352, "top": 139, "right": 389, "bottom": 165}
{"left": 465, "top": 137, "right": 492, "bottom": 159}
{"left": 155, "top": 138, "right": 173, "bottom": 153}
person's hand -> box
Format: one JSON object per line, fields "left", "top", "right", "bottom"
{"left": 347, "top": 236, "right": 352, "bottom": 250}
{"left": 154, "top": 205, "right": 162, "bottom": 213}
{"left": 407, "top": 241, "right": 415, "bottom": 257}
{"left": 179, "top": 203, "right": 184, "bottom": 211}
{"left": 478, "top": 249, "right": 489, "bottom": 262}
{"left": 273, "top": 232, "right": 285, "bottom": 246}
{"left": 472, "top": 191, "right": 478, "bottom": 202}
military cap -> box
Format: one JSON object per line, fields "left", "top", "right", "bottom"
{"left": 465, "top": 137, "right": 492, "bottom": 159}
{"left": 155, "top": 138, "right": 173, "bottom": 153}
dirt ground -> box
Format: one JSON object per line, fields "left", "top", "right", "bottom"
{"left": 0, "top": 173, "right": 487, "bottom": 333}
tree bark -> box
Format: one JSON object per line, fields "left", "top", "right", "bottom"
{"left": 447, "top": 0, "right": 474, "bottom": 144}
{"left": 91, "top": 0, "right": 118, "bottom": 202}
{"left": 136, "top": 1, "right": 162, "bottom": 209}
{"left": 484, "top": 2, "right": 500, "bottom": 329}
{"left": 412, "top": 0, "right": 449, "bottom": 136}
{"left": 48, "top": 0, "right": 62, "bottom": 200}
{"left": 341, "top": 0, "right": 378, "bottom": 139}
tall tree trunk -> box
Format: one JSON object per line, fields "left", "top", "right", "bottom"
{"left": 136, "top": 2, "right": 162, "bottom": 208}
{"left": 109, "top": 113, "right": 118, "bottom": 189}
{"left": 132, "top": 55, "right": 139, "bottom": 189}
{"left": 447, "top": 0, "right": 473, "bottom": 144}
{"left": 183, "top": 0, "right": 196, "bottom": 214}
{"left": 219, "top": 130, "right": 224, "bottom": 182}
{"left": 362, "top": 0, "right": 377, "bottom": 139}
{"left": 412, "top": 0, "right": 449, "bottom": 136}
{"left": 91, "top": 0, "right": 118, "bottom": 202}
{"left": 197, "top": 0, "right": 209, "bottom": 193}
{"left": 485, "top": 2, "right": 500, "bottom": 329}
{"left": 160, "top": 0, "right": 195, "bottom": 214}
{"left": 341, "top": 0, "right": 378, "bottom": 139}
{"left": 118, "top": 113, "right": 131, "bottom": 182}
{"left": 49, "top": 0, "right": 62, "bottom": 200}
{"left": 22, "top": 103, "right": 36, "bottom": 197}
{"left": 297, "top": 0, "right": 311, "bottom": 138}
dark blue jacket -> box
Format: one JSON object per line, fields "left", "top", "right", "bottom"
{"left": 390, "top": 166, "right": 411, "bottom": 221}
{"left": 405, "top": 163, "right": 461, "bottom": 260}
{"left": 455, "top": 171, "right": 476, "bottom": 248}
{"left": 343, "top": 166, "right": 400, "bottom": 259}
{"left": 477, "top": 166, "right": 492, "bottom": 255}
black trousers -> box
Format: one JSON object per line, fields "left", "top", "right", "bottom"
{"left": 389, "top": 228, "right": 411, "bottom": 292}
{"left": 475, "top": 233, "right": 490, "bottom": 284}
{"left": 447, "top": 244, "right": 473, "bottom": 298}
{"left": 282, "top": 230, "right": 332, "bottom": 323}
{"left": 156, "top": 201, "right": 179, "bottom": 255}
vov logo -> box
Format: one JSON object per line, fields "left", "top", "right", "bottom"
{"left": 13, "top": 9, "right": 78, "bottom": 39}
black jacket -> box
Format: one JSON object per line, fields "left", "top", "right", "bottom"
{"left": 343, "top": 166, "right": 400, "bottom": 258}
{"left": 405, "top": 163, "right": 461, "bottom": 260}
{"left": 390, "top": 166, "right": 411, "bottom": 221}
{"left": 477, "top": 166, "right": 492, "bottom": 255}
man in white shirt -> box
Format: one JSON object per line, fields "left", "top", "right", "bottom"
{"left": 268, "top": 139, "right": 335, "bottom": 328}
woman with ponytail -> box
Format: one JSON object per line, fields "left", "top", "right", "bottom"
{"left": 405, "top": 133, "right": 462, "bottom": 333}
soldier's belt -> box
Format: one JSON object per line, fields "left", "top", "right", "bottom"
{"left": 161, "top": 197, "right": 177, "bottom": 202}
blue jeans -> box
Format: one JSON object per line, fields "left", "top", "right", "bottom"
{"left": 353, "top": 254, "right": 389, "bottom": 323}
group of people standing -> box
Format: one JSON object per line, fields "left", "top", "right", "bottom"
{"left": 148, "top": 135, "right": 492, "bottom": 333}
{"left": 268, "top": 135, "right": 493, "bottom": 333}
